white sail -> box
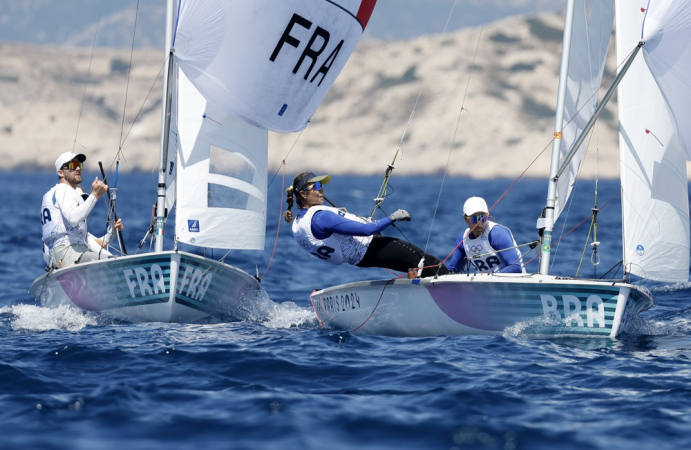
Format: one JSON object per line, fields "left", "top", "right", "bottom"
{"left": 554, "top": 0, "right": 614, "bottom": 220}
{"left": 173, "top": 0, "right": 377, "bottom": 132}
{"left": 616, "top": 0, "right": 690, "bottom": 282}
{"left": 172, "top": 68, "right": 268, "bottom": 250}
{"left": 642, "top": 0, "right": 691, "bottom": 160}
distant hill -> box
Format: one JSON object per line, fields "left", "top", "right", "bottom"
{"left": 0, "top": 10, "right": 623, "bottom": 179}
{"left": 0, "top": 0, "right": 566, "bottom": 46}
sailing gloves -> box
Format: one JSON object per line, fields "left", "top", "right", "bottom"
{"left": 389, "top": 209, "right": 411, "bottom": 222}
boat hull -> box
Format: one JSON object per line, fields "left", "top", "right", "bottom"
{"left": 310, "top": 273, "right": 653, "bottom": 338}
{"left": 29, "top": 251, "right": 262, "bottom": 323}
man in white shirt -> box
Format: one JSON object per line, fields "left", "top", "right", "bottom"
{"left": 40, "top": 151, "right": 124, "bottom": 269}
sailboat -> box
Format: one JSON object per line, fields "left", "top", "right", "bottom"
{"left": 310, "top": 0, "right": 690, "bottom": 338}
{"left": 29, "top": 0, "right": 378, "bottom": 322}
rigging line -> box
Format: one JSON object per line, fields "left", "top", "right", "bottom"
{"left": 561, "top": 1, "right": 605, "bottom": 274}
{"left": 523, "top": 191, "right": 621, "bottom": 268}
{"left": 456, "top": 41, "right": 637, "bottom": 264}
{"left": 550, "top": 130, "right": 595, "bottom": 272}
{"left": 117, "top": 0, "right": 141, "bottom": 157}
{"left": 117, "top": 58, "right": 167, "bottom": 155}
{"left": 268, "top": 129, "right": 305, "bottom": 188}
{"left": 575, "top": 219, "right": 594, "bottom": 277}
{"left": 349, "top": 278, "right": 396, "bottom": 332}
{"left": 72, "top": 0, "right": 104, "bottom": 153}
{"left": 423, "top": 24, "right": 483, "bottom": 255}
{"left": 260, "top": 161, "right": 287, "bottom": 280}
{"left": 369, "top": 0, "right": 460, "bottom": 218}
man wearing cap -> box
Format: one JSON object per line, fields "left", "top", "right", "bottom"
{"left": 449, "top": 196, "right": 525, "bottom": 274}
{"left": 40, "top": 151, "right": 124, "bottom": 269}
{"left": 283, "top": 172, "right": 448, "bottom": 277}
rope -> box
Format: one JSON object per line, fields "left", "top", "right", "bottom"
{"left": 434, "top": 42, "right": 638, "bottom": 268}
{"left": 268, "top": 129, "right": 304, "bottom": 188}
{"left": 423, "top": 24, "right": 483, "bottom": 255}
{"left": 523, "top": 192, "right": 620, "bottom": 269}
{"left": 117, "top": 0, "right": 141, "bottom": 161}
{"left": 350, "top": 278, "right": 397, "bottom": 332}
{"left": 259, "top": 161, "right": 287, "bottom": 280}
{"left": 72, "top": 0, "right": 104, "bottom": 153}
{"left": 117, "top": 58, "right": 167, "bottom": 153}
{"left": 369, "top": 0, "right": 461, "bottom": 218}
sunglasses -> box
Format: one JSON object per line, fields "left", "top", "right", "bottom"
{"left": 303, "top": 181, "right": 323, "bottom": 191}
{"left": 467, "top": 213, "right": 487, "bottom": 225}
{"left": 62, "top": 161, "right": 83, "bottom": 171}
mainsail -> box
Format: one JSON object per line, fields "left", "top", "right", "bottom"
{"left": 161, "top": 0, "right": 376, "bottom": 250}
{"left": 617, "top": 0, "right": 690, "bottom": 282}
{"left": 554, "top": 0, "right": 614, "bottom": 220}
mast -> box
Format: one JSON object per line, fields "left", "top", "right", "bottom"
{"left": 538, "top": 0, "right": 576, "bottom": 275}
{"left": 155, "top": 0, "right": 176, "bottom": 252}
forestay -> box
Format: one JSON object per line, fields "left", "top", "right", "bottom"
{"left": 554, "top": 0, "right": 614, "bottom": 220}
{"left": 616, "top": 0, "right": 690, "bottom": 282}
{"left": 173, "top": 0, "right": 377, "bottom": 132}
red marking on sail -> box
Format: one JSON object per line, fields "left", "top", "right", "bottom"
{"left": 641, "top": 8, "right": 646, "bottom": 12}
{"left": 356, "top": 0, "right": 377, "bottom": 29}
{"left": 646, "top": 129, "right": 650, "bottom": 133}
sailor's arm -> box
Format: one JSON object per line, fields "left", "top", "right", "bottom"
{"left": 54, "top": 184, "right": 99, "bottom": 227}
{"left": 489, "top": 225, "right": 524, "bottom": 273}
{"left": 312, "top": 210, "right": 394, "bottom": 239}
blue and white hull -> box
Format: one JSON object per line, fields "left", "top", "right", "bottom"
{"left": 29, "top": 251, "right": 262, "bottom": 323}
{"left": 310, "top": 273, "right": 653, "bottom": 338}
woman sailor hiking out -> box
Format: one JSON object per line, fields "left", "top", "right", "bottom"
{"left": 284, "top": 172, "right": 448, "bottom": 278}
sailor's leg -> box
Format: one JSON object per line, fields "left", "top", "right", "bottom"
{"left": 357, "top": 236, "right": 448, "bottom": 277}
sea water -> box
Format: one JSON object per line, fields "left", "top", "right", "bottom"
{"left": 1, "top": 171, "right": 690, "bottom": 449}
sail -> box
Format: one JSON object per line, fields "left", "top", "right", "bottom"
{"left": 616, "top": 0, "right": 690, "bottom": 282}
{"left": 172, "top": 67, "right": 269, "bottom": 250}
{"left": 554, "top": 0, "right": 614, "bottom": 220}
{"left": 641, "top": 0, "right": 691, "bottom": 160}
{"left": 173, "top": 0, "right": 377, "bottom": 132}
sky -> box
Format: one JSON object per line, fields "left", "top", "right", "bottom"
{"left": 0, "top": 0, "right": 566, "bottom": 47}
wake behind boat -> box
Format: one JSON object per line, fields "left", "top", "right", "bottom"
{"left": 29, "top": 0, "right": 377, "bottom": 322}
{"left": 312, "top": 0, "right": 690, "bottom": 338}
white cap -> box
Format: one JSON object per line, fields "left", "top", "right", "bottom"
{"left": 55, "top": 152, "right": 86, "bottom": 173}
{"left": 463, "top": 196, "right": 488, "bottom": 216}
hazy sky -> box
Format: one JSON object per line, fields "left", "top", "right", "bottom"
{"left": 0, "top": 0, "right": 567, "bottom": 47}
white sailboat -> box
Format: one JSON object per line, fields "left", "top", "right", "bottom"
{"left": 310, "top": 0, "right": 690, "bottom": 338}
{"left": 29, "top": 0, "right": 377, "bottom": 322}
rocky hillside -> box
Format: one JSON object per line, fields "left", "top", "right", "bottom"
{"left": 0, "top": 11, "right": 623, "bottom": 178}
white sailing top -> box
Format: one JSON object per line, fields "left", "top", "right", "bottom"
{"left": 292, "top": 205, "right": 373, "bottom": 265}
{"left": 41, "top": 183, "right": 98, "bottom": 249}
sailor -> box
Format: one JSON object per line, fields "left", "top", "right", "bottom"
{"left": 449, "top": 196, "right": 525, "bottom": 274}
{"left": 40, "top": 151, "right": 124, "bottom": 269}
{"left": 284, "top": 172, "right": 448, "bottom": 277}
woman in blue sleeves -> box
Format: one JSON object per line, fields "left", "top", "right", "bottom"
{"left": 284, "top": 172, "right": 448, "bottom": 278}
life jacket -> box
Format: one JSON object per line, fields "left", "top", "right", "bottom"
{"left": 462, "top": 221, "right": 526, "bottom": 273}
{"left": 41, "top": 184, "right": 89, "bottom": 249}
{"left": 292, "top": 205, "right": 372, "bottom": 265}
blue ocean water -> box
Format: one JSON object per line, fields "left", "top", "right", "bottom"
{"left": 1, "top": 171, "right": 690, "bottom": 449}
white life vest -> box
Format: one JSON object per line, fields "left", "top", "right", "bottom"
{"left": 462, "top": 221, "right": 526, "bottom": 273}
{"left": 41, "top": 184, "right": 95, "bottom": 249}
{"left": 292, "top": 205, "right": 373, "bottom": 265}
